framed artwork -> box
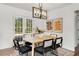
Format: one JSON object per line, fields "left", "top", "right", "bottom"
{"left": 32, "top": 7, "right": 47, "bottom": 19}
{"left": 47, "top": 21, "right": 52, "bottom": 30}
{"left": 32, "top": 7, "right": 41, "bottom": 18}
{"left": 41, "top": 9, "right": 47, "bottom": 19}
{"left": 53, "top": 18, "right": 63, "bottom": 33}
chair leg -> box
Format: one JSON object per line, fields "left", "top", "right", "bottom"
{"left": 51, "top": 50, "right": 58, "bottom": 56}
{"left": 19, "top": 52, "right": 21, "bottom": 55}
{"left": 43, "top": 52, "right": 44, "bottom": 56}
{"left": 43, "top": 53, "right": 46, "bottom": 56}
{"left": 51, "top": 52, "right": 58, "bottom": 56}
{"left": 26, "top": 52, "right": 28, "bottom": 56}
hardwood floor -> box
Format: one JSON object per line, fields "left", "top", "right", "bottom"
{"left": 74, "top": 44, "right": 79, "bottom": 56}
{"left": 0, "top": 47, "right": 15, "bottom": 56}
{"left": 0, "top": 47, "right": 74, "bottom": 56}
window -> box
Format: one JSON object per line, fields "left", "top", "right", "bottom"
{"left": 26, "top": 19, "right": 32, "bottom": 33}
{"left": 15, "top": 17, "right": 32, "bottom": 34}
{"left": 15, "top": 17, "right": 23, "bottom": 34}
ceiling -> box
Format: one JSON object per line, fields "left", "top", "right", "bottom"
{"left": 2, "top": 3, "right": 72, "bottom": 11}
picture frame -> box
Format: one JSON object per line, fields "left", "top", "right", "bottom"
{"left": 41, "top": 9, "right": 47, "bottom": 19}
{"left": 32, "top": 7, "right": 47, "bottom": 19}
{"left": 32, "top": 7, "right": 41, "bottom": 18}
{"left": 47, "top": 21, "right": 52, "bottom": 30}
{"left": 53, "top": 18, "right": 63, "bottom": 33}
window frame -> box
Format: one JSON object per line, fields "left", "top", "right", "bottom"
{"left": 25, "top": 19, "right": 32, "bottom": 33}
{"left": 15, "top": 17, "right": 23, "bottom": 34}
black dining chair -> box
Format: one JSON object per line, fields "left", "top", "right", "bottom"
{"left": 52, "top": 37, "right": 63, "bottom": 56}
{"left": 13, "top": 35, "right": 32, "bottom": 49}
{"left": 34, "top": 39, "right": 54, "bottom": 56}
{"left": 13, "top": 36, "right": 23, "bottom": 49}
{"left": 25, "top": 41, "right": 32, "bottom": 46}
{"left": 17, "top": 41, "right": 32, "bottom": 55}
{"left": 54, "top": 37, "right": 63, "bottom": 49}
{"left": 13, "top": 36, "right": 32, "bottom": 55}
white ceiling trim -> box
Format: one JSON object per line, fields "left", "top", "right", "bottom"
{"left": 1, "top": 3, "right": 72, "bottom": 12}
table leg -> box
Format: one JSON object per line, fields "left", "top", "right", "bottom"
{"left": 32, "top": 43, "right": 35, "bottom": 56}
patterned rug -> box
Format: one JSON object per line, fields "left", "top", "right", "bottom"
{"left": 8, "top": 48, "right": 74, "bottom": 56}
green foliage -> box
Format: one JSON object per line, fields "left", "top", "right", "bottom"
{"left": 15, "top": 17, "right": 23, "bottom": 34}
{"left": 25, "top": 19, "right": 32, "bottom": 33}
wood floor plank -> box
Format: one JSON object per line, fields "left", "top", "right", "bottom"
{"left": 0, "top": 47, "right": 15, "bottom": 56}
{"left": 0, "top": 47, "right": 74, "bottom": 56}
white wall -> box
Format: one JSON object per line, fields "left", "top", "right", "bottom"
{"left": 48, "top": 4, "right": 79, "bottom": 51}
{"left": 33, "top": 19, "right": 47, "bottom": 32}
{"left": 0, "top": 4, "right": 46, "bottom": 49}
{"left": 0, "top": 4, "right": 32, "bottom": 49}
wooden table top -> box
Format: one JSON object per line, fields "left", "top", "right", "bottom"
{"left": 24, "top": 35, "right": 56, "bottom": 44}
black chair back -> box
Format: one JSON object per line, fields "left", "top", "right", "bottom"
{"left": 15, "top": 36, "right": 23, "bottom": 42}
{"left": 42, "top": 39, "right": 54, "bottom": 53}
{"left": 43, "top": 39, "right": 54, "bottom": 48}
{"left": 54, "top": 37, "right": 63, "bottom": 50}
{"left": 34, "top": 39, "right": 54, "bottom": 56}
{"left": 13, "top": 36, "right": 23, "bottom": 49}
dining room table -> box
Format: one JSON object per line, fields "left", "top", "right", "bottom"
{"left": 24, "top": 34, "right": 57, "bottom": 56}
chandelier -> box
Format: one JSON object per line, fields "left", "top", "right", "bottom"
{"left": 32, "top": 3, "right": 47, "bottom": 19}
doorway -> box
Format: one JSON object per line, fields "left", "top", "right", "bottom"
{"left": 74, "top": 10, "right": 79, "bottom": 56}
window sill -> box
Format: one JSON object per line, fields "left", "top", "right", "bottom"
{"left": 15, "top": 33, "right": 24, "bottom": 36}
